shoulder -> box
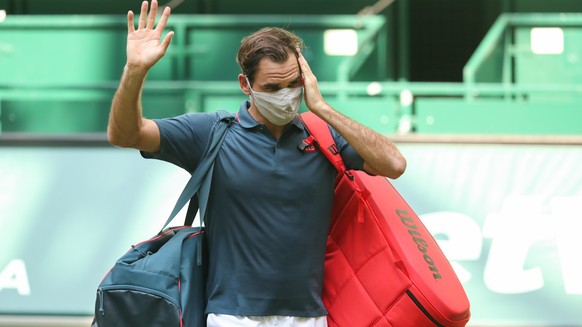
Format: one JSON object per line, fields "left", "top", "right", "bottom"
{"left": 159, "top": 111, "right": 217, "bottom": 126}
{"left": 154, "top": 111, "right": 222, "bottom": 136}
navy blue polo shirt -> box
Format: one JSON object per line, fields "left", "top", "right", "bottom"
{"left": 143, "top": 101, "right": 364, "bottom": 317}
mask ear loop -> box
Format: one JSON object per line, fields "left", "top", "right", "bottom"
{"left": 244, "top": 76, "right": 254, "bottom": 93}
{"left": 245, "top": 76, "right": 257, "bottom": 108}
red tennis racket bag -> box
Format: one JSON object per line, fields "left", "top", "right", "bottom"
{"left": 301, "top": 112, "right": 471, "bottom": 327}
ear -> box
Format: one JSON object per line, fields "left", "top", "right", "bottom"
{"left": 238, "top": 74, "right": 251, "bottom": 95}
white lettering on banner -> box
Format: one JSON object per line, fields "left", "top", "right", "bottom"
{"left": 420, "top": 212, "right": 482, "bottom": 284}
{"left": 550, "top": 197, "right": 582, "bottom": 294}
{"left": 420, "top": 196, "right": 582, "bottom": 295}
{"left": 0, "top": 259, "right": 31, "bottom": 295}
{"left": 483, "top": 196, "right": 553, "bottom": 294}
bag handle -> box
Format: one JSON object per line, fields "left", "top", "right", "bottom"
{"left": 160, "top": 110, "right": 234, "bottom": 233}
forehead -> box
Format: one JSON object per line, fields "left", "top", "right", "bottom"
{"left": 254, "top": 54, "right": 300, "bottom": 84}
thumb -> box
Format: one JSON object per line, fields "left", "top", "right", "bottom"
{"left": 160, "top": 31, "right": 174, "bottom": 53}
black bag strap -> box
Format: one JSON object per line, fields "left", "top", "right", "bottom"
{"left": 160, "top": 110, "right": 234, "bottom": 233}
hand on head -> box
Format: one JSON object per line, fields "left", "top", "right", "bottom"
{"left": 296, "top": 48, "right": 328, "bottom": 115}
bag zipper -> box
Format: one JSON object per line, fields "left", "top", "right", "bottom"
{"left": 98, "top": 289, "right": 105, "bottom": 316}
{"left": 97, "top": 283, "right": 182, "bottom": 319}
{"left": 405, "top": 289, "right": 444, "bottom": 327}
{"left": 98, "top": 284, "right": 180, "bottom": 308}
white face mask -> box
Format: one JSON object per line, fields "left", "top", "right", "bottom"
{"left": 246, "top": 77, "right": 303, "bottom": 126}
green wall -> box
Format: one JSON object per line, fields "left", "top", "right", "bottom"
{"left": 2, "top": 0, "right": 581, "bottom": 83}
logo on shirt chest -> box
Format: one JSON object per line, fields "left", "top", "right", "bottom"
{"left": 302, "top": 144, "right": 317, "bottom": 153}
{"left": 298, "top": 136, "right": 318, "bottom": 153}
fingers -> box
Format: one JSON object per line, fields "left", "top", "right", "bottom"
{"left": 137, "top": 1, "right": 148, "bottom": 29}
{"left": 296, "top": 47, "right": 315, "bottom": 87}
{"left": 146, "top": 0, "right": 158, "bottom": 29}
{"left": 296, "top": 48, "right": 316, "bottom": 87}
{"left": 160, "top": 31, "right": 174, "bottom": 53}
{"left": 155, "top": 6, "right": 171, "bottom": 33}
{"left": 296, "top": 47, "right": 313, "bottom": 76}
{"left": 134, "top": 1, "right": 168, "bottom": 32}
{"left": 296, "top": 47, "right": 327, "bottom": 111}
{"left": 127, "top": 10, "right": 135, "bottom": 34}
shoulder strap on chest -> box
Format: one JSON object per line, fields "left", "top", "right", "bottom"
{"left": 166, "top": 110, "right": 235, "bottom": 230}
{"left": 216, "top": 109, "right": 236, "bottom": 123}
{"left": 300, "top": 112, "right": 346, "bottom": 174}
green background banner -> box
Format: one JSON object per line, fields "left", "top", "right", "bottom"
{"left": 1, "top": 143, "right": 581, "bottom": 325}
{"left": 392, "top": 143, "right": 582, "bottom": 326}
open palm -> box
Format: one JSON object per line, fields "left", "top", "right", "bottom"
{"left": 126, "top": 0, "right": 173, "bottom": 72}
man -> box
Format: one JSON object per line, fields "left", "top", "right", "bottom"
{"left": 108, "top": 1, "right": 406, "bottom": 326}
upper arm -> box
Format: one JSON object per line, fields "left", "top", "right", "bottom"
{"left": 329, "top": 126, "right": 365, "bottom": 172}
{"left": 140, "top": 113, "right": 216, "bottom": 172}
{"left": 135, "top": 118, "right": 161, "bottom": 153}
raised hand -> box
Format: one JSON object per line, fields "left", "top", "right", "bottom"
{"left": 126, "top": 0, "right": 174, "bottom": 73}
{"left": 296, "top": 48, "right": 329, "bottom": 115}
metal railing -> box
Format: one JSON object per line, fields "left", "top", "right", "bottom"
{"left": 1, "top": 14, "right": 582, "bottom": 138}
{"left": 463, "top": 13, "right": 582, "bottom": 97}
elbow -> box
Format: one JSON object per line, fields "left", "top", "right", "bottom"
{"left": 364, "top": 156, "right": 407, "bottom": 179}
{"left": 387, "top": 156, "right": 407, "bottom": 180}
{"left": 107, "top": 127, "right": 122, "bottom": 147}
{"left": 107, "top": 127, "right": 134, "bottom": 149}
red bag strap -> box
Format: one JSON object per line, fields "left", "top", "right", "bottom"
{"left": 300, "top": 112, "right": 347, "bottom": 174}
{"left": 301, "top": 112, "right": 366, "bottom": 223}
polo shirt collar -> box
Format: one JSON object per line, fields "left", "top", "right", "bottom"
{"left": 237, "top": 100, "right": 305, "bottom": 131}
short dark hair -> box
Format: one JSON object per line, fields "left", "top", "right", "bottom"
{"left": 236, "top": 27, "right": 305, "bottom": 85}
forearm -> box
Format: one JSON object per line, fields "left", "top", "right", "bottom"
{"left": 107, "top": 65, "right": 148, "bottom": 148}
{"left": 295, "top": 49, "right": 406, "bottom": 178}
{"left": 314, "top": 103, "right": 407, "bottom": 179}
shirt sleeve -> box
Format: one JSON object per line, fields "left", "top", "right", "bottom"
{"left": 329, "top": 125, "right": 365, "bottom": 172}
{"left": 141, "top": 112, "right": 217, "bottom": 173}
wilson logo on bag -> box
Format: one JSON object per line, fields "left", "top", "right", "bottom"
{"left": 397, "top": 209, "right": 443, "bottom": 280}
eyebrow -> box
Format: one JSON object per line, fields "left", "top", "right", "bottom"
{"left": 260, "top": 74, "right": 302, "bottom": 91}
{"left": 261, "top": 82, "right": 282, "bottom": 91}
{"left": 288, "top": 74, "right": 302, "bottom": 87}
